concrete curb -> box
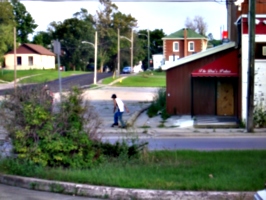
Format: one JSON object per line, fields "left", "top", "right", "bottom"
{"left": 0, "top": 174, "right": 255, "bottom": 200}
{"left": 126, "top": 106, "right": 150, "bottom": 127}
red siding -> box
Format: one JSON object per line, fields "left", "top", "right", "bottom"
{"left": 166, "top": 48, "right": 240, "bottom": 116}
{"left": 242, "top": 17, "right": 266, "bottom": 34}
{"left": 164, "top": 39, "right": 206, "bottom": 61}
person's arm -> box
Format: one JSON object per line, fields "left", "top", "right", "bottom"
{"left": 113, "top": 99, "right": 117, "bottom": 113}
{"left": 124, "top": 104, "right": 129, "bottom": 113}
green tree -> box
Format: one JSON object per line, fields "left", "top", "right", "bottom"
{"left": 95, "top": 0, "right": 138, "bottom": 72}
{"left": 32, "top": 31, "right": 53, "bottom": 49}
{"left": 0, "top": 0, "right": 15, "bottom": 65}
{"left": 138, "top": 29, "right": 166, "bottom": 70}
{"left": 48, "top": 10, "right": 95, "bottom": 71}
{"left": 11, "top": 0, "right": 37, "bottom": 44}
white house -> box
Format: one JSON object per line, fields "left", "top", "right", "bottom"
{"left": 4, "top": 43, "right": 55, "bottom": 70}
{"left": 152, "top": 54, "right": 164, "bottom": 70}
{"left": 238, "top": 14, "right": 266, "bottom": 121}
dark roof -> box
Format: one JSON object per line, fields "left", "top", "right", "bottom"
{"left": 163, "top": 28, "right": 207, "bottom": 39}
{"left": 6, "top": 43, "right": 55, "bottom": 56}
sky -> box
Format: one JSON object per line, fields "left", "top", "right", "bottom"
{"left": 21, "top": 1, "right": 227, "bottom": 40}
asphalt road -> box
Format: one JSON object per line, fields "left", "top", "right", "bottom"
{"left": 0, "top": 72, "right": 112, "bottom": 95}
{"left": 104, "top": 136, "right": 266, "bottom": 151}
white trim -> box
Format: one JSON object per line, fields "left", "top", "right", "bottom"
{"left": 188, "top": 41, "right": 195, "bottom": 52}
{"left": 173, "top": 42, "right": 179, "bottom": 52}
{"left": 161, "top": 42, "right": 236, "bottom": 70}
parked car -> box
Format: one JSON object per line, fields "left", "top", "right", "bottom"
{"left": 122, "top": 66, "right": 131, "bottom": 74}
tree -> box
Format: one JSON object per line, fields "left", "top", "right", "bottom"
{"left": 48, "top": 11, "right": 95, "bottom": 71}
{"left": 185, "top": 15, "right": 208, "bottom": 36}
{"left": 32, "top": 31, "right": 53, "bottom": 49}
{"left": 11, "top": 0, "right": 37, "bottom": 44}
{"left": 138, "top": 29, "right": 166, "bottom": 70}
{"left": 95, "top": 0, "right": 138, "bottom": 72}
{"left": 0, "top": 0, "right": 15, "bottom": 65}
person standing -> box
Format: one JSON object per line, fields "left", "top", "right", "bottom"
{"left": 111, "top": 94, "right": 129, "bottom": 128}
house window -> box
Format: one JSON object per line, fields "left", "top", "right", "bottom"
{"left": 17, "top": 56, "right": 22, "bottom": 66}
{"left": 173, "top": 42, "right": 179, "bottom": 52}
{"left": 188, "top": 41, "right": 195, "bottom": 52}
{"left": 28, "top": 56, "right": 33, "bottom": 66}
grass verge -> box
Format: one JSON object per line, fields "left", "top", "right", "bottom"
{"left": 0, "top": 69, "right": 90, "bottom": 83}
{"left": 1, "top": 150, "right": 265, "bottom": 191}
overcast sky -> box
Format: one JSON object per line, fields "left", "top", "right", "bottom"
{"left": 22, "top": 1, "right": 227, "bottom": 39}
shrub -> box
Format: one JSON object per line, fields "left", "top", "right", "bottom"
{"left": 147, "top": 88, "right": 170, "bottom": 120}
{"left": 0, "top": 85, "right": 103, "bottom": 169}
{"left": 253, "top": 101, "right": 266, "bottom": 128}
{"left": 0, "top": 85, "right": 145, "bottom": 169}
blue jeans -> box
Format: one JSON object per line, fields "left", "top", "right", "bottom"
{"left": 114, "top": 111, "right": 125, "bottom": 127}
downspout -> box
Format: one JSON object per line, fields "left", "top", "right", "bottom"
{"left": 184, "top": 28, "right": 188, "bottom": 57}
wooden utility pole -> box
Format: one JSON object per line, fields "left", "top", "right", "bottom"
{"left": 246, "top": 0, "right": 256, "bottom": 132}
{"left": 13, "top": 27, "right": 17, "bottom": 94}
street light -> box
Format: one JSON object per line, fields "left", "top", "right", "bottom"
{"left": 138, "top": 29, "right": 150, "bottom": 70}
{"left": 119, "top": 29, "right": 133, "bottom": 73}
{"left": 82, "top": 31, "right": 98, "bottom": 85}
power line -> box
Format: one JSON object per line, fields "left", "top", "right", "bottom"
{"left": 19, "top": 0, "right": 230, "bottom": 2}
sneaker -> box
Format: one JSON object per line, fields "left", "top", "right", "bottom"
{"left": 111, "top": 123, "right": 118, "bottom": 127}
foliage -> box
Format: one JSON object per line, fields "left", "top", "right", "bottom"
{"left": 11, "top": 0, "right": 37, "bottom": 44}
{"left": 253, "top": 100, "right": 266, "bottom": 128}
{"left": 0, "top": 0, "right": 15, "bottom": 63}
{"left": 185, "top": 15, "right": 208, "bottom": 36}
{"left": 48, "top": 14, "right": 95, "bottom": 71}
{"left": 137, "top": 29, "right": 166, "bottom": 70}
{"left": 147, "top": 87, "right": 170, "bottom": 120}
{"left": 0, "top": 85, "right": 103, "bottom": 168}
{"left": 32, "top": 31, "right": 53, "bottom": 49}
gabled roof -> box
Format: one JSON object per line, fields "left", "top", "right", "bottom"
{"left": 6, "top": 43, "right": 55, "bottom": 56}
{"left": 161, "top": 42, "right": 236, "bottom": 71}
{"left": 162, "top": 28, "right": 207, "bottom": 40}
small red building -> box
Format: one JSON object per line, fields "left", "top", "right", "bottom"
{"left": 161, "top": 42, "right": 240, "bottom": 118}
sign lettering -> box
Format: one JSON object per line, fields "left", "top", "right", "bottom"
{"left": 197, "top": 68, "right": 232, "bottom": 74}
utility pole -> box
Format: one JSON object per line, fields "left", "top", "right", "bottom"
{"left": 148, "top": 29, "right": 150, "bottom": 69}
{"left": 13, "top": 27, "right": 17, "bottom": 94}
{"left": 246, "top": 0, "right": 256, "bottom": 132}
{"left": 117, "top": 28, "right": 120, "bottom": 77}
{"left": 130, "top": 29, "right": 133, "bottom": 73}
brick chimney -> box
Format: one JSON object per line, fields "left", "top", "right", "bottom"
{"left": 184, "top": 28, "right": 188, "bottom": 57}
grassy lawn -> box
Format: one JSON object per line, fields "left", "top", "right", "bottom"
{"left": 112, "top": 71, "right": 166, "bottom": 87}
{"left": 1, "top": 150, "right": 265, "bottom": 191}
{"left": 0, "top": 69, "right": 90, "bottom": 83}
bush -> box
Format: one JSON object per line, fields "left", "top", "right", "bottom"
{"left": 147, "top": 88, "right": 170, "bottom": 120}
{"left": 253, "top": 101, "right": 266, "bottom": 128}
{"left": 0, "top": 85, "right": 145, "bottom": 169}
{"left": 0, "top": 85, "right": 103, "bottom": 169}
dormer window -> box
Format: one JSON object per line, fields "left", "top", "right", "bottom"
{"left": 188, "top": 41, "right": 195, "bottom": 52}
{"left": 173, "top": 42, "right": 179, "bottom": 52}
